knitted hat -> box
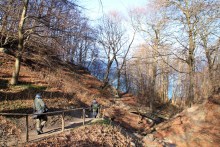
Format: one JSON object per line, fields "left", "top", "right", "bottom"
{"left": 35, "top": 93, "right": 41, "bottom": 98}
{"left": 92, "top": 99, "right": 97, "bottom": 103}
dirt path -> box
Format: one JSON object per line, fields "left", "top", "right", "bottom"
{"left": 7, "top": 117, "right": 93, "bottom": 146}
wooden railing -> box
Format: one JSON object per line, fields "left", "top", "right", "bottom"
{"left": 0, "top": 107, "right": 91, "bottom": 142}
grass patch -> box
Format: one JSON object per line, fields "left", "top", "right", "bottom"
{"left": 89, "top": 118, "right": 111, "bottom": 125}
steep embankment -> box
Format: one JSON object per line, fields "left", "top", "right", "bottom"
{"left": 142, "top": 93, "right": 220, "bottom": 147}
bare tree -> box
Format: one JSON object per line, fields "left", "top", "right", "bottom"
{"left": 10, "top": 0, "right": 29, "bottom": 85}
{"left": 114, "top": 31, "right": 136, "bottom": 94}
{"left": 98, "top": 13, "right": 133, "bottom": 89}
{"left": 159, "top": 0, "right": 207, "bottom": 106}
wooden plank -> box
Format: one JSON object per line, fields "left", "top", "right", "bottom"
{"left": 25, "top": 115, "right": 29, "bottom": 142}
{"left": 0, "top": 107, "right": 92, "bottom": 117}
{"left": 99, "top": 106, "right": 102, "bottom": 118}
{"left": 0, "top": 113, "right": 28, "bottom": 116}
{"left": 83, "top": 109, "right": 85, "bottom": 125}
{"left": 130, "top": 111, "right": 158, "bottom": 121}
{"left": 61, "top": 112, "right": 65, "bottom": 132}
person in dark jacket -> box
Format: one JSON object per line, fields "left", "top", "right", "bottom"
{"left": 91, "top": 99, "right": 99, "bottom": 118}
{"left": 33, "top": 93, "right": 48, "bottom": 135}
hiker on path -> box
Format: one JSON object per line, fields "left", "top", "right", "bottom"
{"left": 90, "top": 99, "right": 99, "bottom": 118}
{"left": 33, "top": 93, "right": 48, "bottom": 135}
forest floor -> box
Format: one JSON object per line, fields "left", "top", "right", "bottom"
{"left": 1, "top": 52, "right": 220, "bottom": 146}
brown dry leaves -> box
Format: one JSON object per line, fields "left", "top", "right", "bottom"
{"left": 0, "top": 116, "right": 21, "bottom": 145}
{"left": 26, "top": 124, "right": 133, "bottom": 147}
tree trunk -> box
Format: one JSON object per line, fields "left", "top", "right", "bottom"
{"left": 150, "top": 64, "right": 157, "bottom": 112}
{"left": 205, "top": 42, "right": 214, "bottom": 94}
{"left": 150, "top": 29, "right": 159, "bottom": 112}
{"left": 11, "top": 55, "right": 21, "bottom": 85}
{"left": 124, "top": 61, "right": 130, "bottom": 93}
{"left": 185, "top": 7, "right": 196, "bottom": 107}
{"left": 187, "top": 29, "right": 195, "bottom": 106}
{"left": 103, "top": 58, "right": 114, "bottom": 88}
{"left": 115, "top": 58, "right": 121, "bottom": 91}
{"left": 10, "top": 0, "right": 29, "bottom": 85}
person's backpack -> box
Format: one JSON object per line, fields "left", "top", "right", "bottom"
{"left": 44, "top": 105, "right": 49, "bottom": 113}
{"left": 32, "top": 110, "right": 43, "bottom": 119}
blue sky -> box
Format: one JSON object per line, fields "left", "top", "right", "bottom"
{"left": 79, "top": 0, "right": 148, "bottom": 46}
{"left": 79, "top": 0, "right": 148, "bottom": 20}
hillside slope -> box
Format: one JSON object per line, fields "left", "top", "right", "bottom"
{"left": 0, "top": 52, "right": 110, "bottom": 112}
{"left": 0, "top": 51, "right": 154, "bottom": 128}
{"left": 0, "top": 52, "right": 148, "bottom": 145}
{"left": 142, "top": 93, "right": 220, "bottom": 147}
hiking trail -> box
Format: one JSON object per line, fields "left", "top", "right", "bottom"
{"left": 7, "top": 117, "right": 93, "bottom": 146}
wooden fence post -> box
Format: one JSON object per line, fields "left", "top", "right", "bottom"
{"left": 25, "top": 115, "right": 29, "bottom": 142}
{"left": 62, "top": 112, "right": 65, "bottom": 132}
{"left": 83, "top": 109, "right": 85, "bottom": 125}
{"left": 99, "top": 106, "right": 102, "bottom": 118}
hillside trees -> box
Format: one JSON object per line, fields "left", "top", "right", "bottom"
{"left": 162, "top": 0, "right": 220, "bottom": 106}
{"left": 0, "top": 0, "right": 96, "bottom": 85}
{"left": 0, "top": 0, "right": 19, "bottom": 48}
{"left": 129, "top": 4, "right": 170, "bottom": 110}
{"left": 126, "top": 0, "right": 220, "bottom": 108}
{"left": 74, "top": 19, "right": 98, "bottom": 67}
{"left": 197, "top": 1, "right": 220, "bottom": 94}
